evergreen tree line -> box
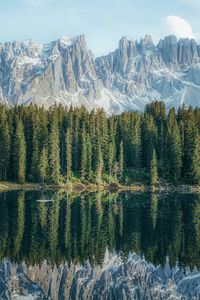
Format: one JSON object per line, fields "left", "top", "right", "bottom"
{"left": 0, "top": 101, "right": 200, "bottom": 185}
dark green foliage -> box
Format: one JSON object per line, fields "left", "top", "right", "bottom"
{"left": 39, "top": 146, "right": 48, "bottom": 185}
{"left": 81, "top": 126, "right": 87, "bottom": 180}
{"left": 119, "top": 140, "right": 124, "bottom": 179}
{"left": 31, "top": 120, "right": 40, "bottom": 181}
{"left": 12, "top": 117, "right": 26, "bottom": 184}
{"left": 191, "top": 134, "right": 200, "bottom": 184}
{"left": 66, "top": 127, "right": 72, "bottom": 181}
{"left": 86, "top": 133, "right": 92, "bottom": 179}
{"left": 0, "top": 108, "right": 11, "bottom": 180}
{"left": 131, "top": 116, "right": 141, "bottom": 169}
{"left": 95, "top": 143, "right": 103, "bottom": 183}
{"left": 108, "top": 142, "right": 114, "bottom": 177}
{"left": 48, "top": 109, "right": 60, "bottom": 184}
{"left": 141, "top": 113, "right": 157, "bottom": 169}
{"left": 150, "top": 148, "right": 158, "bottom": 186}
{"left": 0, "top": 101, "right": 199, "bottom": 185}
{"left": 166, "top": 108, "right": 182, "bottom": 183}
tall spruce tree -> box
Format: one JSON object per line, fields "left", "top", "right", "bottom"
{"left": 0, "top": 114, "right": 11, "bottom": 180}
{"left": 73, "top": 115, "right": 80, "bottom": 172}
{"left": 86, "top": 133, "right": 92, "bottom": 179}
{"left": 66, "top": 127, "right": 72, "bottom": 182}
{"left": 182, "top": 107, "right": 196, "bottom": 179}
{"left": 108, "top": 142, "right": 114, "bottom": 178}
{"left": 49, "top": 111, "right": 60, "bottom": 184}
{"left": 81, "top": 126, "right": 87, "bottom": 180}
{"left": 131, "top": 116, "right": 141, "bottom": 169}
{"left": 191, "top": 134, "right": 200, "bottom": 184}
{"left": 31, "top": 120, "right": 40, "bottom": 182}
{"left": 119, "top": 140, "right": 124, "bottom": 179}
{"left": 96, "top": 143, "right": 103, "bottom": 183}
{"left": 146, "top": 101, "right": 166, "bottom": 176}
{"left": 167, "top": 108, "right": 182, "bottom": 183}
{"left": 39, "top": 146, "right": 48, "bottom": 185}
{"left": 142, "top": 114, "right": 157, "bottom": 169}
{"left": 13, "top": 118, "right": 26, "bottom": 184}
{"left": 150, "top": 148, "right": 158, "bottom": 186}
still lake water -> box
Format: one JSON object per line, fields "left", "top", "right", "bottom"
{"left": 0, "top": 190, "right": 200, "bottom": 299}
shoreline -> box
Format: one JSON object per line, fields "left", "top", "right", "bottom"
{"left": 0, "top": 181, "right": 200, "bottom": 194}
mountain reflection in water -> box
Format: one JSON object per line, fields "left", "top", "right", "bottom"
{"left": 0, "top": 191, "right": 200, "bottom": 299}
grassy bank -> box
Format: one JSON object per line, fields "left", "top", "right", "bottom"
{"left": 0, "top": 181, "right": 42, "bottom": 192}
{"left": 0, "top": 180, "right": 145, "bottom": 192}
{"left": 0, "top": 180, "right": 200, "bottom": 193}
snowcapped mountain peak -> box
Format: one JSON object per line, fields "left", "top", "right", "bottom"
{"left": 0, "top": 34, "right": 200, "bottom": 113}
{"left": 22, "top": 38, "right": 39, "bottom": 47}
{"left": 144, "top": 34, "right": 153, "bottom": 43}
{"left": 58, "top": 36, "right": 72, "bottom": 48}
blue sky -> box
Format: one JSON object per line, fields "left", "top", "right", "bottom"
{"left": 0, "top": 0, "right": 199, "bottom": 56}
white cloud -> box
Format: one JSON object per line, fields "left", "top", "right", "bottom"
{"left": 163, "top": 16, "right": 195, "bottom": 39}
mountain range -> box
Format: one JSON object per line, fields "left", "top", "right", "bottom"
{"left": 1, "top": 34, "right": 200, "bottom": 113}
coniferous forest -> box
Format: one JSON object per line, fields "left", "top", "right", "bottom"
{"left": 0, "top": 101, "right": 200, "bottom": 186}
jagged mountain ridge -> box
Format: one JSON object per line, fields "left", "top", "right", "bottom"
{"left": 1, "top": 34, "right": 200, "bottom": 113}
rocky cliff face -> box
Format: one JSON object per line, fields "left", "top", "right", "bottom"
{"left": 95, "top": 35, "right": 200, "bottom": 112}
{"left": 1, "top": 251, "right": 200, "bottom": 300}
{"left": 0, "top": 35, "right": 101, "bottom": 110}
{"left": 1, "top": 35, "right": 200, "bottom": 113}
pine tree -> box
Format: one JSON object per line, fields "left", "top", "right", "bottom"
{"left": 18, "top": 123, "right": 26, "bottom": 184}
{"left": 191, "top": 134, "right": 200, "bottom": 184}
{"left": 81, "top": 126, "right": 87, "bottom": 180}
{"left": 66, "top": 127, "right": 72, "bottom": 182}
{"left": 182, "top": 107, "right": 196, "bottom": 179}
{"left": 167, "top": 108, "right": 182, "bottom": 183}
{"left": 99, "top": 110, "right": 109, "bottom": 168}
{"left": 113, "top": 162, "right": 119, "bottom": 181}
{"left": 86, "top": 133, "right": 92, "bottom": 179}
{"left": 31, "top": 120, "right": 40, "bottom": 182}
{"left": 73, "top": 114, "right": 80, "bottom": 172}
{"left": 142, "top": 114, "right": 157, "bottom": 169}
{"left": 94, "top": 115, "right": 104, "bottom": 183}
{"left": 23, "top": 106, "right": 35, "bottom": 182}
{"left": 96, "top": 143, "right": 103, "bottom": 183}
{"left": 0, "top": 115, "right": 11, "bottom": 180}
{"left": 150, "top": 148, "right": 158, "bottom": 186}
{"left": 39, "top": 146, "right": 48, "bottom": 185}
{"left": 13, "top": 118, "right": 26, "bottom": 184}
{"left": 119, "top": 140, "right": 124, "bottom": 179}
{"left": 49, "top": 112, "right": 60, "bottom": 184}
{"left": 131, "top": 116, "right": 141, "bottom": 168}
{"left": 146, "top": 101, "right": 167, "bottom": 176}
{"left": 108, "top": 142, "right": 114, "bottom": 178}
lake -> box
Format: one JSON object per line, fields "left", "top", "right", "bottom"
{"left": 0, "top": 190, "right": 200, "bottom": 299}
